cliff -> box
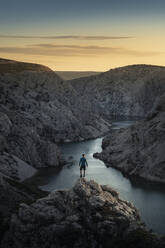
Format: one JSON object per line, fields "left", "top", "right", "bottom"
{"left": 94, "top": 93, "right": 165, "bottom": 183}
{"left": 69, "top": 64, "right": 165, "bottom": 117}
{"left": 2, "top": 179, "right": 163, "bottom": 248}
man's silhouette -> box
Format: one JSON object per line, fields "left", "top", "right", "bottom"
{"left": 79, "top": 154, "right": 88, "bottom": 177}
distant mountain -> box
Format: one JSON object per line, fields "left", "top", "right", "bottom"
{"left": 0, "top": 58, "right": 52, "bottom": 73}
{"left": 56, "top": 71, "right": 101, "bottom": 80}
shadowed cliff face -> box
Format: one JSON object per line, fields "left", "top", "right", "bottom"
{"left": 69, "top": 64, "right": 165, "bottom": 117}
{"left": 95, "top": 94, "right": 165, "bottom": 183}
{"left": 2, "top": 179, "right": 164, "bottom": 248}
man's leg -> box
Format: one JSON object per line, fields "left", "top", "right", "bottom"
{"left": 80, "top": 168, "right": 82, "bottom": 177}
{"left": 83, "top": 168, "right": 85, "bottom": 177}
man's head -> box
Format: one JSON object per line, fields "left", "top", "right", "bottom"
{"left": 82, "top": 154, "right": 85, "bottom": 157}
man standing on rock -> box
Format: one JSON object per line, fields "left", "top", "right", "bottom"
{"left": 79, "top": 154, "right": 88, "bottom": 177}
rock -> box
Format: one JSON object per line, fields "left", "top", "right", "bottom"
{"left": 101, "top": 184, "right": 119, "bottom": 198}
{"left": 0, "top": 171, "right": 47, "bottom": 246}
{"left": 0, "top": 152, "right": 37, "bottom": 181}
{"left": 0, "top": 173, "right": 35, "bottom": 215}
{"left": 0, "top": 112, "right": 12, "bottom": 136}
{"left": 93, "top": 152, "right": 100, "bottom": 158}
{"left": 97, "top": 94, "right": 165, "bottom": 183}
{"left": 2, "top": 179, "right": 164, "bottom": 248}
{"left": 69, "top": 64, "right": 165, "bottom": 117}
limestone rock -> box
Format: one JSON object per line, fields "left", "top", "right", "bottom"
{"left": 69, "top": 64, "right": 165, "bottom": 117}
{"left": 0, "top": 112, "right": 12, "bottom": 136}
{"left": 97, "top": 94, "right": 165, "bottom": 183}
{"left": 2, "top": 179, "right": 146, "bottom": 248}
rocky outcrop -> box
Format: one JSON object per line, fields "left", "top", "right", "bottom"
{"left": 95, "top": 94, "right": 165, "bottom": 183}
{"left": 69, "top": 64, "right": 165, "bottom": 117}
{"left": 2, "top": 179, "right": 163, "bottom": 248}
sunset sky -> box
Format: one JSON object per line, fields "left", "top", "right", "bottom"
{"left": 0, "top": 0, "right": 165, "bottom": 71}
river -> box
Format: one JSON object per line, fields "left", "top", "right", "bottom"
{"left": 29, "top": 120, "right": 165, "bottom": 235}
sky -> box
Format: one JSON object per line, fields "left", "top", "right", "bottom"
{"left": 0, "top": 0, "right": 165, "bottom": 71}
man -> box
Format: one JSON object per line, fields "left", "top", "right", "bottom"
{"left": 79, "top": 154, "right": 88, "bottom": 177}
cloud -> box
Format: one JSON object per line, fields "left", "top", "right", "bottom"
{"left": 0, "top": 34, "right": 134, "bottom": 40}
{"left": 0, "top": 44, "right": 162, "bottom": 57}
{"left": 31, "top": 44, "right": 116, "bottom": 49}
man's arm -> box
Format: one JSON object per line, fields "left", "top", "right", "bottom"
{"left": 79, "top": 158, "right": 82, "bottom": 166}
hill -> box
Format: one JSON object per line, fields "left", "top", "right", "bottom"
{"left": 0, "top": 58, "right": 52, "bottom": 73}
{"left": 69, "top": 64, "right": 165, "bottom": 117}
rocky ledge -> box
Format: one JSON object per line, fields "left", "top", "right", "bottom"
{"left": 2, "top": 179, "right": 164, "bottom": 248}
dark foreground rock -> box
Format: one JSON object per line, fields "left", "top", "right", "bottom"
{"left": 96, "top": 94, "right": 165, "bottom": 183}
{"left": 1, "top": 179, "right": 164, "bottom": 248}
{"left": 0, "top": 172, "right": 47, "bottom": 246}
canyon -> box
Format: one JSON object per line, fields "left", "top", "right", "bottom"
{"left": 0, "top": 58, "right": 165, "bottom": 247}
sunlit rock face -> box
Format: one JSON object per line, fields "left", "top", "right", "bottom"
{"left": 0, "top": 58, "right": 52, "bottom": 73}
{"left": 2, "top": 179, "right": 148, "bottom": 248}
{"left": 96, "top": 94, "right": 165, "bottom": 183}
